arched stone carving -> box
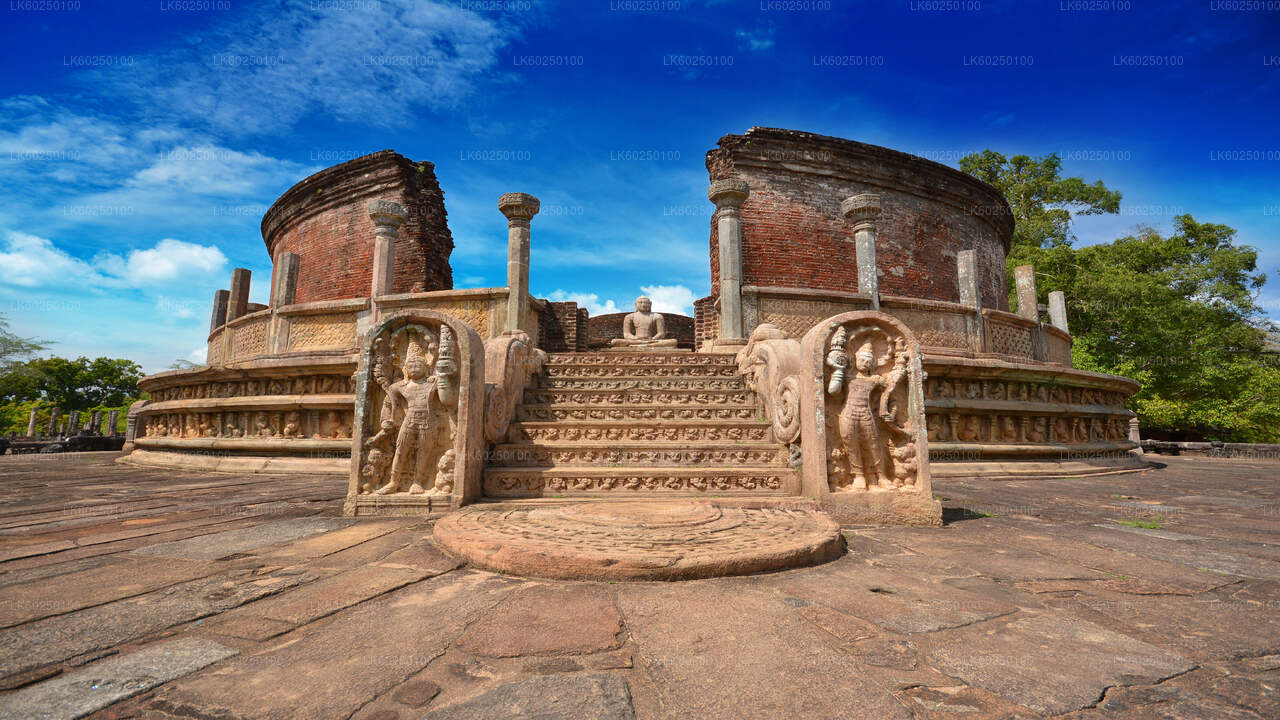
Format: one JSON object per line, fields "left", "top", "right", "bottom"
{"left": 483, "top": 330, "right": 547, "bottom": 444}
{"left": 345, "top": 311, "right": 485, "bottom": 516}
{"left": 799, "top": 311, "right": 940, "bottom": 525}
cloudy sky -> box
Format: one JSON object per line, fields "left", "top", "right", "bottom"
{"left": 1, "top": 0, "right": 1276, "bottom": 372}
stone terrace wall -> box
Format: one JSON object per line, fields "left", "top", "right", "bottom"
{"left": 262, "top": 151, "right": 454, "bottom": 304}
{"left": 584, "top": 312, "right": 695, "bottom": 350}
{"left": 705, "top": 127, "right": 1014, "bottom": 311}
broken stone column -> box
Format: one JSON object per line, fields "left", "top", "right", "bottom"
{"left": 26, "top": 409, "right": 38, "bottom": 438}
{"left": 842, "top": 193, "right": 882, "bottom": 311}
{"left": 709, "top": 179, "right": 750, "bottom": 341}
{"left": 1047, "top": 291, "right": 1069, "bottom": 333}
{"left": 47, "top": 408, "right": 60, "bottom": 437}
{"left": 107, "top": 409, "right": 120, "bottom": 436}
{"left": 369, "top": 201, "right": 407, "bottom": 298}
{"left": 499, "top": 193, "right": 540, "bottom": 334}
{"left": 226, "top": 268, "right": 252, "bottom": 322}
{"left": 957, "top": 249, "right": 981, "bottom": 309}
{"left": 66, "top": 410, "right": 81, "bottom": 437}
{"left": 209, "top": 289, "right": 229, "bottom": 334}
{"left": 1014, "top": 265, "right": 1039, "bottom": 321}
{"left": 90, "top": 410, "right": 102, "bottom": 434}
{"left": 273, "top": 252, "right": 301, "bottom": 306}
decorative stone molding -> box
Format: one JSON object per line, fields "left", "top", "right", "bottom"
{"left": 798, "top": 311, "right": 940, "bottom": 525}
{"left": 483, "top": 330, "right": 547, "bottom": 444}
{"left": 346, "top": 310, "right": 485, "bottom": 516}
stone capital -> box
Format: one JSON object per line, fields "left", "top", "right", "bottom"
{"left": 841, "top": 193, "right": 881, "bottom": 228}
{"left": 368, "top": 200, "right": 408, "bottom": 231}
{"left": 708, "top": 179, "right": 749, "bottom": 209}
{"left": 498, "top": 192, "right": 540, "bottom": 223}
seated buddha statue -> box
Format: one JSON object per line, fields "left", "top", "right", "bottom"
{"left": 609, "top": 296, "right": 678, "bottom": 348}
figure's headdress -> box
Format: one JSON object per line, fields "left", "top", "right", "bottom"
{"left": 856, "top": 341, "right": 876, "bottom": 360}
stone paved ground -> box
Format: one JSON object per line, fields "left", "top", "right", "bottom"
{"left": 0, "top": 451, "right": 1277, "bottom": 719}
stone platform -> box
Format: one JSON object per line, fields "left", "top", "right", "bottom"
{"left": 1, "top": 452, "right": 1278, "bottom": 718}
{"left": 433, "top": 500, "right": 843, "bottom": 581}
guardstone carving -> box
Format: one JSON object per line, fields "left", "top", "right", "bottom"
{"left": 346, "top": 311, "right": 485, "bottom": 516}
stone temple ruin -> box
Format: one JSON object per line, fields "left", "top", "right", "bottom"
{"left": 118, "top": 127, "right": 1143, "bottom": 541}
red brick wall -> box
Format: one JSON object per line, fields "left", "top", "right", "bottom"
{"left": 586, "top": 312, "right": 695, "bottom": 350}
{"left": 706, "top": 128, "right": 1013, "bottom": 311}
{"left": 540, "top": 301, "right": 582, "bottom": 352}
{"left": 693, "top": 295, "right": 718, "bottom": 347}
{"left": 262, "top": 151, "right": 453, "bottom": 305}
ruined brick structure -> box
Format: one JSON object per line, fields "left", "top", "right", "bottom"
{"left": 262, "top": 151, "right": 454, "bottom": 303}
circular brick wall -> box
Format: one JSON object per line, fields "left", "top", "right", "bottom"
{"left": 706, "top": 128, "right": 1014, "bottom": 311}
{"left": 262, "top": 151, "right": 454, "bottom": 305}
{"left": 584, "top": 312, "right": 695, "bottom": 350}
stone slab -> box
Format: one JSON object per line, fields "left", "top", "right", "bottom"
{"left": 619, "top": 581, "right": 912, "bottom": 719}
{"left": 0, "top": 637, "right": 237, "bottom": 720}
{"left": 259, "top": 519, "right": 410, "bottom": 560}
{"left": 422, "top": 673, "right": 635, "bottom": 720}
{"left": 149, "top": 571, "right": 522, "bottom": 720}
{"left": 129, "top": 517, "right": 356, "bottom": 560}
{"left": 249, "top": 564, "right": 431, "bottom": 626}
{"left": 456, "top": 584, "right": 622, "bottom": 657}
{"left": 0, "top": 557, "right": 215, "bottom": 628}
{"left": 924, "top": 613, "right": 1194, "bottom": 715}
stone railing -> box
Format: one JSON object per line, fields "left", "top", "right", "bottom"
{"left": 205, "top": 289, "right": 544, "bottom": 369}
{"left": 738, "top": 285, "right": 1071, "bottom": 367}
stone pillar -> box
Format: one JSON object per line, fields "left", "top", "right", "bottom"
{"left": 26, "top": 409, "right": 38, "bottom": 438}
{"left": 273, "top": 252, "right": 301, "bottom": 306}
{"left": 499, "top": 193, "right": 540, "bottom": 334}
{"left": 226, "top": 268, "right": 252, "bottom": 322}
{"left": 209, "top": 289, "right": 229, "bottom": 334}
{"left": 107, "top": 409, "right": 120, "bottom": 436}
{"left": 956, "top": 249, "right": 981, "bottom": 309}
{"left": 842, "top": 193, "right": 882, "bottom": 311}
{"left": 1047, "top": 291, "right": 1069, "bottom": 333}
{"left": 1014, "top": 265, "right": 1038, "bottom": 321}
{"left": 369, "top": 201, "right": 407, "bottom": 298}
{"left": 709, "top": 179, "right": 750, "bottom": 341}
{"left": 1129, "top": 416, "right": 1143, "bottom": 456}
{"left": 90, "top": 410, "right": 101, "bottom": 434}
{"left": 66, "top": 410, "right": 81, "bottom": 436}
{"left": 47, "top": 408, "right": 59, "bottom": 437}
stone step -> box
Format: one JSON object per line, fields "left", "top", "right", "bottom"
{"left": 546, "top": 352, "right": 737, "bottom": 366}
{"left": 536, "top": 376, "right": 747, "bottom": 391}
{"left": 482, "top": 466, "right": 795, "bottom": 497}
{"left": 516, "top": 405, "right": 762, "bottom": 423}
{"left": 506, "top": 420, "right": 773, "bottom": 444}
{"left": 487, "top": 442, "right": 788, "bottom": 468}
{"left": 543, "top": 364, "right": 741, "bottom": 379}
{"left": 522, "top": 388, "right": 756, "bottom": 407}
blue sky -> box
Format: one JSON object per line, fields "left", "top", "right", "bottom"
{"left": 1, "top": 0, "right": 1276, "bottom": 373}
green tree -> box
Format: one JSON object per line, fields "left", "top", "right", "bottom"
{"left": 1, "top": 356, "right": 143, "bottom": 411}
{"left": 0, "top": 314, "right": 44, "bottom": 372}
{"left": 959, "top": 152, "right": 1278, "bottom": 441}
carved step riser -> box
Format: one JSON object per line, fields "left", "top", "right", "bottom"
{"left": 516, "top": 407, "right": 762, "bottom": 422}
{"left": 537, "top": 378, "right": 747, "bottom": 391}
{"left": 521, "top": 391, "right": 756, "bottom": 406}
{"left": 546, "top": 354, "right": 737, "bottom": 367}
{"left": 544, "top": 367, "right": 741, "bottom": 379}
{"left": 484, "top": 473, "right": 791, "bottom": 497}
{"left": 487, "top": 448, "right": 788, "bottom": 468}
{"left": 507, "top": 426, "right": 773, "bottom": 443}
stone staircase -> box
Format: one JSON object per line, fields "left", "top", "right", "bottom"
{"left": 483, "top": 352, "right": 797, "bottom": 498}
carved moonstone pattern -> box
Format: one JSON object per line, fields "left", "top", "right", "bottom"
{"left": 433, "top": 500, "right": 842, "bottom": 580}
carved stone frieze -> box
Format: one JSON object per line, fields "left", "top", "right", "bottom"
{"left": 507, "top": 424, "right": 771, "bottom": 443}
{"left": 483, "top": 472, "right": 788, "bottom": 497}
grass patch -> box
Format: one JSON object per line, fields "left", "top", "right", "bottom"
{"left": 1115, "top": 516, "right": 1163, "bottom": 529}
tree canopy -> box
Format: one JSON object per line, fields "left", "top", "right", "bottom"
{"left": 960, "top": 153, "right": 1279, "bottom": 441}
{"left": 1, "top": 355, "right": 144, "bottom": 411}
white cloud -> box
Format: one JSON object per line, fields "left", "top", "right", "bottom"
{"left": 640, "top": 284, "right": 696, "bottom": 315}
{"left": 0, "top": 231, "right": 104, "bottom": 287}
{"left": 546, "top": 290, "right": 620, "bottom": 316}
{"left": 735, "top": 28, "right": 776, "bottom": 52}
{"left": 101, "top": 239, "right": 227, "bottom": 286}
{"left": 0, "top": 230, "right": 226, "bottom": 290}
{"left": 187, "top": 346, "right": 208, "bottom": 364}
{"left": 107, "top": 0, "right": 520, "bottom": 135}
